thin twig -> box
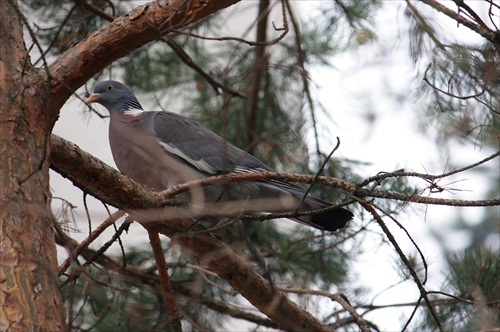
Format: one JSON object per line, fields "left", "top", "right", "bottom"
{"left": 358, "top": 150, "right": 500, "bottom": 187}
{"left": 171, "top": 0, "right": 289, "bottom": 48}
{"left": 370, "top": 201, "right": 429, "bottom": 285}
{"left": 83, "top": 218, "right": 133, "bottom": 269}
{"left": 161, "top": 36, "right": 245, "bottom": 98}
{"left": 402, "top": 297, "right": 423, "bottom": 332}
{"left": 295, "top": 137, "right": 341, "bottom": 213}
{"left": 451, "top": 0, "right": 489, "bottom": 30}
{"left": 58, "top": 210, "right": 126, "bottom": 275}
{"left": 280, "top": 288, "right": 372, "bottom": 332}
{"left": 423, "top": 63, "right": 488, "bottom": 100}
{"left": 354, "top": 198, "right": 444, "bottom": 332}
{"left": 286, "top": 0, "right": 321, "bottom": 157}
{"left": 146, "top": 228, "right": 183, "bottom": 332}
{"left": 419, "top": 0, "right": 499, "bottom": 48}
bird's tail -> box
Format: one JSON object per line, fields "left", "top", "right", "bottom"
{"left": 293, "top": 196, "right": 353, "bottom": 232}
{"left": 251, "top": 181, "right": 353, "bottom": 232}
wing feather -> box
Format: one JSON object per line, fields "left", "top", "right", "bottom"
{"left": 152, "top": 111, "right": 269, "bottom": 174}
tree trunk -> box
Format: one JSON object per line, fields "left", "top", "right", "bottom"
{"left": 0, "top": 1, "right": 66, "bottom": 330}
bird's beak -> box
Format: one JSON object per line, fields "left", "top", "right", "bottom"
{"left": 85, "top": 93, "right": 101, "bottom": 104}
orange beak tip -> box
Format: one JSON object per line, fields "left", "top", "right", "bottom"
{"left": 85, "top": 93, "right": 100, "bottom": 104}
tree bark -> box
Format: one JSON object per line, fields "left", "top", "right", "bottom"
{"left": 2, "top": 1, "right": 240, "bottom": 330}
{"left": 0, "top": 1, "right": 66, "bottom": 330}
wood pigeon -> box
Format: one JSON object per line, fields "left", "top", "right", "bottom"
{"left": 86, "top": 80, "right": 353, "bottom": 231}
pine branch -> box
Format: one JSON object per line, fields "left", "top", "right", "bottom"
{"left": 49, "top": 134, "right": 334, "bottom": 331}
{"left": 46, "top": 0, "right": 241, "bottom": 113}
{"left": 146, "top": 228, "right": 183, "bottom": 332}
{"left": 354, "top": 198, "right": 443, "bottom": 332}
{"left": 56, "top": 226, "right": 281, "bottom": 329}
{"left": 280, "top": 288, "right": 372, "bottom": 332}
{"left": 418, "top": 0, "right": 500, "bottom": 49}
{"left": 50, "top": 135, "right": 500, "bottom": 218}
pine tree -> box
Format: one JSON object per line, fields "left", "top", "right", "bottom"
{"left": 2, "top": 0, "right": 498, "bottom": 330}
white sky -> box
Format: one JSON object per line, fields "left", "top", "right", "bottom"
{"left": 51, "top": 1, "right": 499, "bottom": 330}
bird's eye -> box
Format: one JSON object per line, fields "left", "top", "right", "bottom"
{"left": 107, "top": 85, "right": 113, "bottom": 90}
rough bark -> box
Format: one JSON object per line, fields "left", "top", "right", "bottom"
{"left": 0, "top": 1, "right": 66, "bottom": 330}
{"left": 2, "top": 1, "right": 240, "bottom": 330}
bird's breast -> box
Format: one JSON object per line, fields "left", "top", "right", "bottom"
{"left": 109, "top": 119, "right": 204, "bottom": 191}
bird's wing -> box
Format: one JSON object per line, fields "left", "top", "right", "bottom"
{"left": 152, "top": 111, "right": 326, "bottom": 203}
{"left": 150, "top": 111, "right": 354, "bottom": 229}
{"left": 152, "top": 111, "right": 270, "bottom": 175}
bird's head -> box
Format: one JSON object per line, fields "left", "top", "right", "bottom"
{"left": 86, "top": 80, "right": 144, "bottom": 116}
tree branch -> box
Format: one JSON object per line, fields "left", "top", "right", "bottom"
{"left": 146, "top": 228, "right": 183, "bottom": 332}
{"left": 50, "top": 134, "right": 500, "bottom": 217}
{"left": 354, "top": 198, "right": 443, "bottom": 332}
{"left": 50, "top": 135, "right": 333, "bottom": 331}
{"left": 46, "top": 0, "right": 241, "bottom": 114}
{"left": 280, "top": 288, "right": 372, "bottom": 332}
{"left": 419, "top": 0, "right": 500, "bottom": 48}
{"left": 56, "top": 226, "right": 281, "bottom": 329}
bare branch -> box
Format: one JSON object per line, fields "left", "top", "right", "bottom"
{"left": 161, "top": 36, "right": 246, "bottom": 98}
{"left": 50, "top": 135, "right": 500, "bottom": 217}
{"left": 419, "top": 0, "right": 500, "bottom": 49}
{"left": 295, "top": 137, "right": 341, "bottom": 212}
{"left": 49, "top": 140, "right": 334, "bottom": 331}
{"left": 58, "top": 210, "right": 126, "bottom": 275}
{"left": 46, "top": 0, "right": 241, "bottom": 114}
{"left": 146, "top": 228, "right": 183, "bottom": 332}
{"left": 354, "top": 198, "right": 444, "bottom": 332}
{"left": 280, "top": 288, "right": 372, "bottom": 332}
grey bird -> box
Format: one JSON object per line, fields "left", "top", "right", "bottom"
{"left": 86, "top": 80, "right": 353, "bottom": 231}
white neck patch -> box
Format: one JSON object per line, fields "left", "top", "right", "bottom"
{"left": 123, "top": 108, "right": 145, "bottom": 116}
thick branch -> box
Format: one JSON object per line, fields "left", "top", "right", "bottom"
{"left": 50, "top": 133, "right": 499, "bottom": 329}
{"left": 50, "top": 135, "right": 499, "bottom": 215}
{"left": 50, "top": 134, "right": 333, "bottom": 331}
{"left": 46, "top": 0, "right": 241, "bottom": 113}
